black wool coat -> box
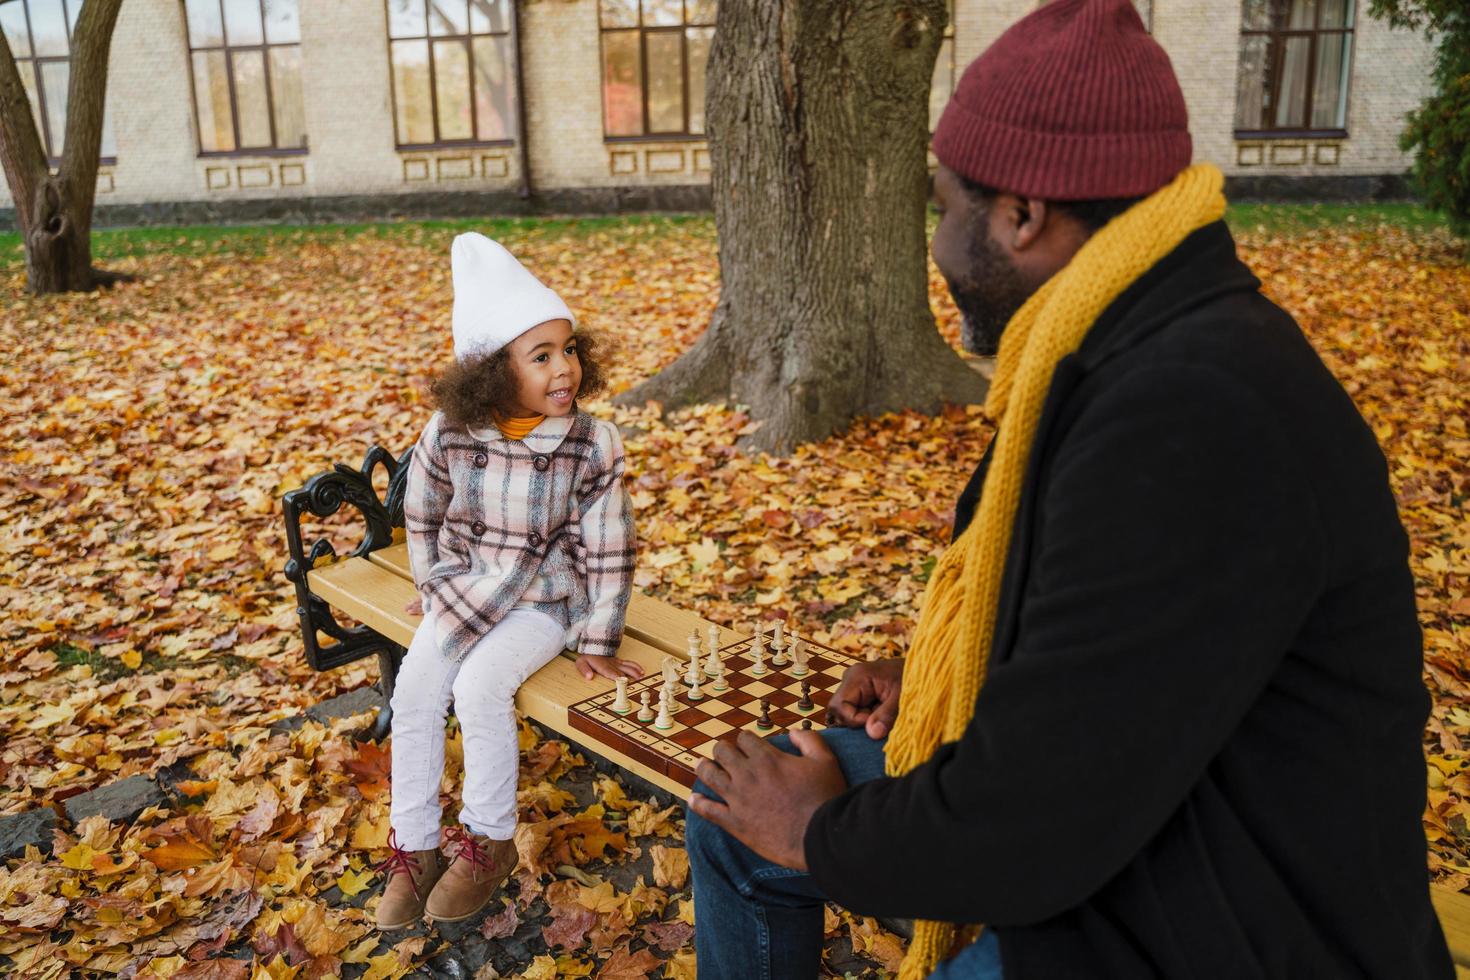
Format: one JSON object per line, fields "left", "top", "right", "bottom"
{"left": 805, "top": 222, "right": 1452, "bottom": 979}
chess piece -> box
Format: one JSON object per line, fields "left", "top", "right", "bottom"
{"left": 654, "top": 695, "right": 673, "bottom": 730}
{"left": 612, "top": 677, "right": 631, "bottom": 714}
{"left": 686, "top": 644, "right": 702, "bottom": 686}
{"left": 712, "top": 656, "right": 728, "bottom": 691}
{"left": 771, "top": 631, "right": 789, "bottom": 667}
{"left": 750, "top": 630, "right": 767, "bottom": 675}
{"left": 757, "top": 698, "right": 773, "bottom": 731}
{"left": 687, "top": 633, "right": 703, "bottom": 676}
{"left": 797, "top": 679, "right": 814, "bottom": 712}
{"left": 703, "top": 633, "right": 722, "bottom": 677}
{"left": 661, "top": 677, "right": 676, "bottom": 709}
{"left": 637, "top": 690, "right": 654, "bottom": 722}
{"left": 801, "top": 718, "right": 813, "bottom": 730}
{"left": 772, "top": 619, "right": 784, "bottom": 651}
{"left": 688, "top": 673, "right": 704, "bottom": 702}
{"left": 789, "top": 632, "right": 807, "bottom": 676}
{"left": 662, "top": 656, "right": 680, "bottom": 686}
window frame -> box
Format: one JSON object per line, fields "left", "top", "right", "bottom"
{"left": 382, "top": 0, "right": 518, "bottom": 151}
{"left": 1233, "top": 0, "right": 1356, "bottom": 139}
{"left": 2, "top": 0, "right": 117, "bottom": 164}
{"left": 181, "top": 0, "right": 309, "bottom": 158}
{"left": 597, "top": 1, "right": 715, "bottom": 143}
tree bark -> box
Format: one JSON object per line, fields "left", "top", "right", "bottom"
{"left": 0, "top": 0, "right": 125, "bottom": 294}
{"left": 616, "top": 0, "right": 987, "bottom": 454}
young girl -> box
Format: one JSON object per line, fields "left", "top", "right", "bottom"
{"left": 376, "top": 233, "right": 643, "bottom": 930}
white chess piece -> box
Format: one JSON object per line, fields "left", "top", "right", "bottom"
{"left": 771, "top": 627, "right": 789, "bottom": 666}
{"left": 772, "top": 619, "right": 784, "bottom": 651}
{"left": 661, "top": 677, "right": 676, "bottom": 708}
{"left": 751, "top": 639, "right": 767, "bottom": 675}
{"left": 712, "top": 656, "right": 728, "bottom": 691}
{"left": 654, "top": 695, "right": 673, "bottom": 730}
{"left": 707, "top": 624, "right": 720, "bottom": 657}
{"left": 662, "top": 656, "right": 680, "bottom": 686}
{"left": 637, "top": 690, "right": 654, "bottom": 722}
{"left": 703, "top": 636, "right": 722, "bottom": 677}
{"left": 612, "top": 676, "right": 631, "bottom": 713}
{"left": 686, "top": 644, "right": 702, "bottom": 685}
{"left": 790, "top": 633, "right": 807, "bottom": 677}
{"left": 688, "top": 672, "right": 704, "bottom": 702}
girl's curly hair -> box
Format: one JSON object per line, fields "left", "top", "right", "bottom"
{"left": 430, "top": 330, "right": 607, "bottom": 430}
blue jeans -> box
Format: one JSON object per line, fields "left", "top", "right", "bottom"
{"left": 686, "top": 727, "right": 1003, "bottom": 980}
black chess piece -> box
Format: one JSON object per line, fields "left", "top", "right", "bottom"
{"left": 801, "top": 718, "right": 813, "bottom": 730}
{"left": 797, "top": 680, "right": 814, "bottom": 712}
{"left": 757, "top": 698, "right": 773, "bottom": 730}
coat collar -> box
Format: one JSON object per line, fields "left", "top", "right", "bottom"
{"left": 467, "top": 411, "right": 577, "bottom": 453}
{"left": 1073, "top": 220, "right": 1260, "bottom": 371}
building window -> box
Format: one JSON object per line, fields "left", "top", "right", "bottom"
{"left": 1235, "top": 0, "right": 1354, "bottom": 135}
{"left": 599, "top": 0, "right": 715, "bottom": 139}
{"left": 929, "top": 0, "right": 956, "bottom": 132}
{"left": 0, "top": 0, "right": 116, "bottom": 160}
{"left": 385, "top": 0, "right": 516, "bottom": 148}
{"left": 183, "top": 0, "right": 307, "bottom": 155}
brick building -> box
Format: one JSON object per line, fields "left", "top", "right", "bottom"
{"left": 0, "top": 0, "right": 1434, "bottom": 224}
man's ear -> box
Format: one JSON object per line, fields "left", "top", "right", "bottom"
{"left": 1012, "top": 197, "right": 1050, "bottom": 252}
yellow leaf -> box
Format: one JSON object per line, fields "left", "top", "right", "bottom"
{"left": 208, "top": 541, "right": 241, "bottom": 562}
{"left": 357, "top": 951, "right": 410, "bottom": 980}
{"left": 665, "top": 950, "right": 698, "bottom": 980}
{"left": 688, "top": 537, "right": 720, "bottom": 570}
{"left": 575, "top": 880, "right": 625, "bottom": 914}
{"left": 59, "top": 843, "right": 98, "bottom": 871}
{"left": 520, "top": 956, "right": 559, "bottom": 980}
{"left": 651, "top": 844, "right": 690, "bottom": 890}
{"left": 337, "top": 866, "right": 377, "bottom": 898}
{"left": 120, "top": 649, "right": 143, "bottom": 670}
{"left": 553, "top": 955, "right": 595, "bottom": 977}
{"left": 340, "top": 935, "right": 382, "bottom": 965}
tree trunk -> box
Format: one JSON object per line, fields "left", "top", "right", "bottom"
{"left": 616, "top": 0, "right": 987, "bottom": 454}
{"left": 0, "top": 0, "right": 125, "bottom": 294}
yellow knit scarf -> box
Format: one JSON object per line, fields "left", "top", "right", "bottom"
{"left": 885, "top": 164, "right": 1226, "bottom": 980}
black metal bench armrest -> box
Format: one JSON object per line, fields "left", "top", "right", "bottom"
{"left": 281, "top": 444, "right": 413, "bottom": 672}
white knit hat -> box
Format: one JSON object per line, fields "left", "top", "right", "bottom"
{"left": 450, "top": 232, "right": 576, "bottom": 360}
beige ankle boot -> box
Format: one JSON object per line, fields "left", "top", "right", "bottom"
{"left": 425, "top": 827, "right": 518, "bottom": 923}
{"left": 374, "top": 833, "right": 448, "bottom": 930}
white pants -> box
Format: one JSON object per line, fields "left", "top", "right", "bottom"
{"left": 389, "top": 607, "right": 568, "bottom": 848}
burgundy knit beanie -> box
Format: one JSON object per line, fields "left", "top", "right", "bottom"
{"left": 933, "top": 0, "right": 1192, "bottom": 201}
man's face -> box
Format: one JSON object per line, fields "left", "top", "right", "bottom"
{"left": 930, "top": 166, "right": 1032, "bottom": 357}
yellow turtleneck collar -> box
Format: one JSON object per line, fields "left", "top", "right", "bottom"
{"left": 493, "top": 413, "right": 546, "bottom": 441}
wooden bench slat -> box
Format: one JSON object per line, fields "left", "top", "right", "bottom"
{"left": 364, "top": 542, "right": 744, "bottom": 658}
{"left": 311, "top": 554, "right": 695, "bottom": 798}
{"left": 1432, "top": 884, "right": 1470, "bottom": 969}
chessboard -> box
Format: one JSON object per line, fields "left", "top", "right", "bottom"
{"left": 567, "top": 625, "right": 863, "bottom": 789}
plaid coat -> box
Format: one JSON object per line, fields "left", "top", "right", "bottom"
{"left": 403, "top": 410, "right": 636, "bottom": 663}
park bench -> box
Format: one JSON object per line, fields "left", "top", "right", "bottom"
{"left": 282, "top": 443, "right": 738, "bottom": 799}
{"left": 282, "top": 445, "right": 1470, "bottom": 970}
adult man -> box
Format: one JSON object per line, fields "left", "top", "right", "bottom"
{"left": 684, "top": 0, "right": 1452, "bottom": 977}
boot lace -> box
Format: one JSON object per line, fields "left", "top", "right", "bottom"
{"left": 374, "top": 829, "right": 426, "bottom": 899}
{"left": 444, "top": 826, "right": 498, "bottom": 881}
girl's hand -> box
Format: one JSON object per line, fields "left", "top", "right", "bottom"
{"left": 404, "top": 597, "right": 424, "bottom": 616}
{"left": 576, "top": 654, "right": 646, "bottom": 682}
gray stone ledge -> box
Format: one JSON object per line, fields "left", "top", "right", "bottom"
{"left": 0, "top": 807, "right": 58, "bottom": 859}
{"left": 62, "top": 774, "right": 166, "bottom": 826}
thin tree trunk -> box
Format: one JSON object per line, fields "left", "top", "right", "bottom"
{"left": 617, "top": 0, "right": 986, "bottom": 454}
{"left": 0, "top": 0, "right": 125, "bottom": 294}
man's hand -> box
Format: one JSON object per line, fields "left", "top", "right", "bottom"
{"left": 576, "top": 654, "right": 646, "bottom": 682}
{"left": 826, "top": 658, "right": 905, "bottom": 739}
{"left": 689, "top": 730, "right": 847, "bottom": 871}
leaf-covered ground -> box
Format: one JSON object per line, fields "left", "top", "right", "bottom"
{"left": 0, "top": 212, "right": 1465, "bottom": 977}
